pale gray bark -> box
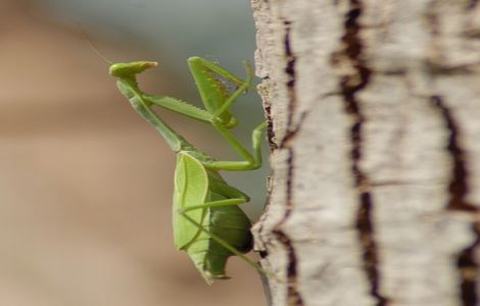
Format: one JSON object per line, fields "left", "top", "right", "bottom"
{"left": 250, "top": 1, "right": 480, "bottom": 305}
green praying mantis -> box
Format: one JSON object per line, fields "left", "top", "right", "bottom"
{"left": 109, "top": 57, "right": 268, "bottom": 284}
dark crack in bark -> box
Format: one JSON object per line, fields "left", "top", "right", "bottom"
{"left": 430, "top": 96, "right": 475, "bottom": 212}
{"left": 332, "top": 1, "right": 389, "bottom": 305}
{"left": 271, "top": 19, "right": 304, "bottom": 306}
{"left": 279, "top": 19, "right": 300, "bottom": 148}
{"left": 284, "top": 20, "right": 296, "bottom": 128}
{"left": 273, "top": 149, "right": 304, "bottom": 306}
{"left": 280, "top": 112, "right": 308, "bottom": 148}
{"left": 264, "top": 102, "right": 278, "bottom": 150}
{"left": 430, "top": 95, "right": 479, "bottom": 306}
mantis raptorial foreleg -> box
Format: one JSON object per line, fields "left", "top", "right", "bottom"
{"left": 211, "top": 61, "right": 253, "bottom": 118}
{"left": 188, "top": 56, "right": 246, "bottom": 90}
{"left": 147, "top": 61, "right": 253, "bottom": 125}
{"left": 125, "top": 59, "right": 264, "bottom": 171}
{"left": 143, "top": 94, "right": 213, "bottom": 123}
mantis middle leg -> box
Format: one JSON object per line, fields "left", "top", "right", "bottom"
{"left": 178, "top": 199, "right": 267, "bottom": 277}
{"left": 204, "top": 121, "right": 267, "bottom": 171}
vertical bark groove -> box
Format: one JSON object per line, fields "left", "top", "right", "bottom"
{"left": 280, "top": 19, "right": 299, "bottom": 147}
{"left": 333, "top": 1, "right": 389, "bottom": 305}
{"left": 430, "top": 95, "right": 480, "bottom": 306}
{"left": 272, "top": 150, "right": 304, "bottom": 306}
{"left": 264, "top": 103, "right": 278, "bottom": 150}
{"left": 271, "top": 17, "right": 304, "bottom": 306}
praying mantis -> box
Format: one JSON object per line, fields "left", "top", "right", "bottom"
{"left": 109, "top": 57, "right": 267, "bottom": 284}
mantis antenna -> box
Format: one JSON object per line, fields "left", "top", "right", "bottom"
{"left": 79, "top": 28, "right": 113, "bottom": 65}
{"left": 87, "top": 40, "right": 113, "bottom": 65}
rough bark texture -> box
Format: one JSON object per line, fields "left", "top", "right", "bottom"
{"left": 250, "top": 1, "right": 480, "bottom": 305}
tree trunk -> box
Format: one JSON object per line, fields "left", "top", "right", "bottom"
{"left": 250, "top": 1, "right": 480, "bottom": 305}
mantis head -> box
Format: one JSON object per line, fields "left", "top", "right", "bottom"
{"left": 109, "top": 61, "right": 158, "bottom": 78}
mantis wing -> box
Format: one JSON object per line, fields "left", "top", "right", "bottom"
{"left": 173, "top": 152, "right": 210, "bottom": 250}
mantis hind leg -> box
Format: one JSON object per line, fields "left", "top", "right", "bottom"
{"left": 178, "top": 200, "right": 269, "bottom": 278}
{"left": 180, "top": 198, "right": 246, "bottom": 213}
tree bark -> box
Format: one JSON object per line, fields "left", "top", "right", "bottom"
{"left": 250, "top": 1, "right": 480, "bottom": 305}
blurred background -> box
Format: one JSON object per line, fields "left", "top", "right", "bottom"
{"left": 0, "top": 0, "right": 268, "bottom": 305}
